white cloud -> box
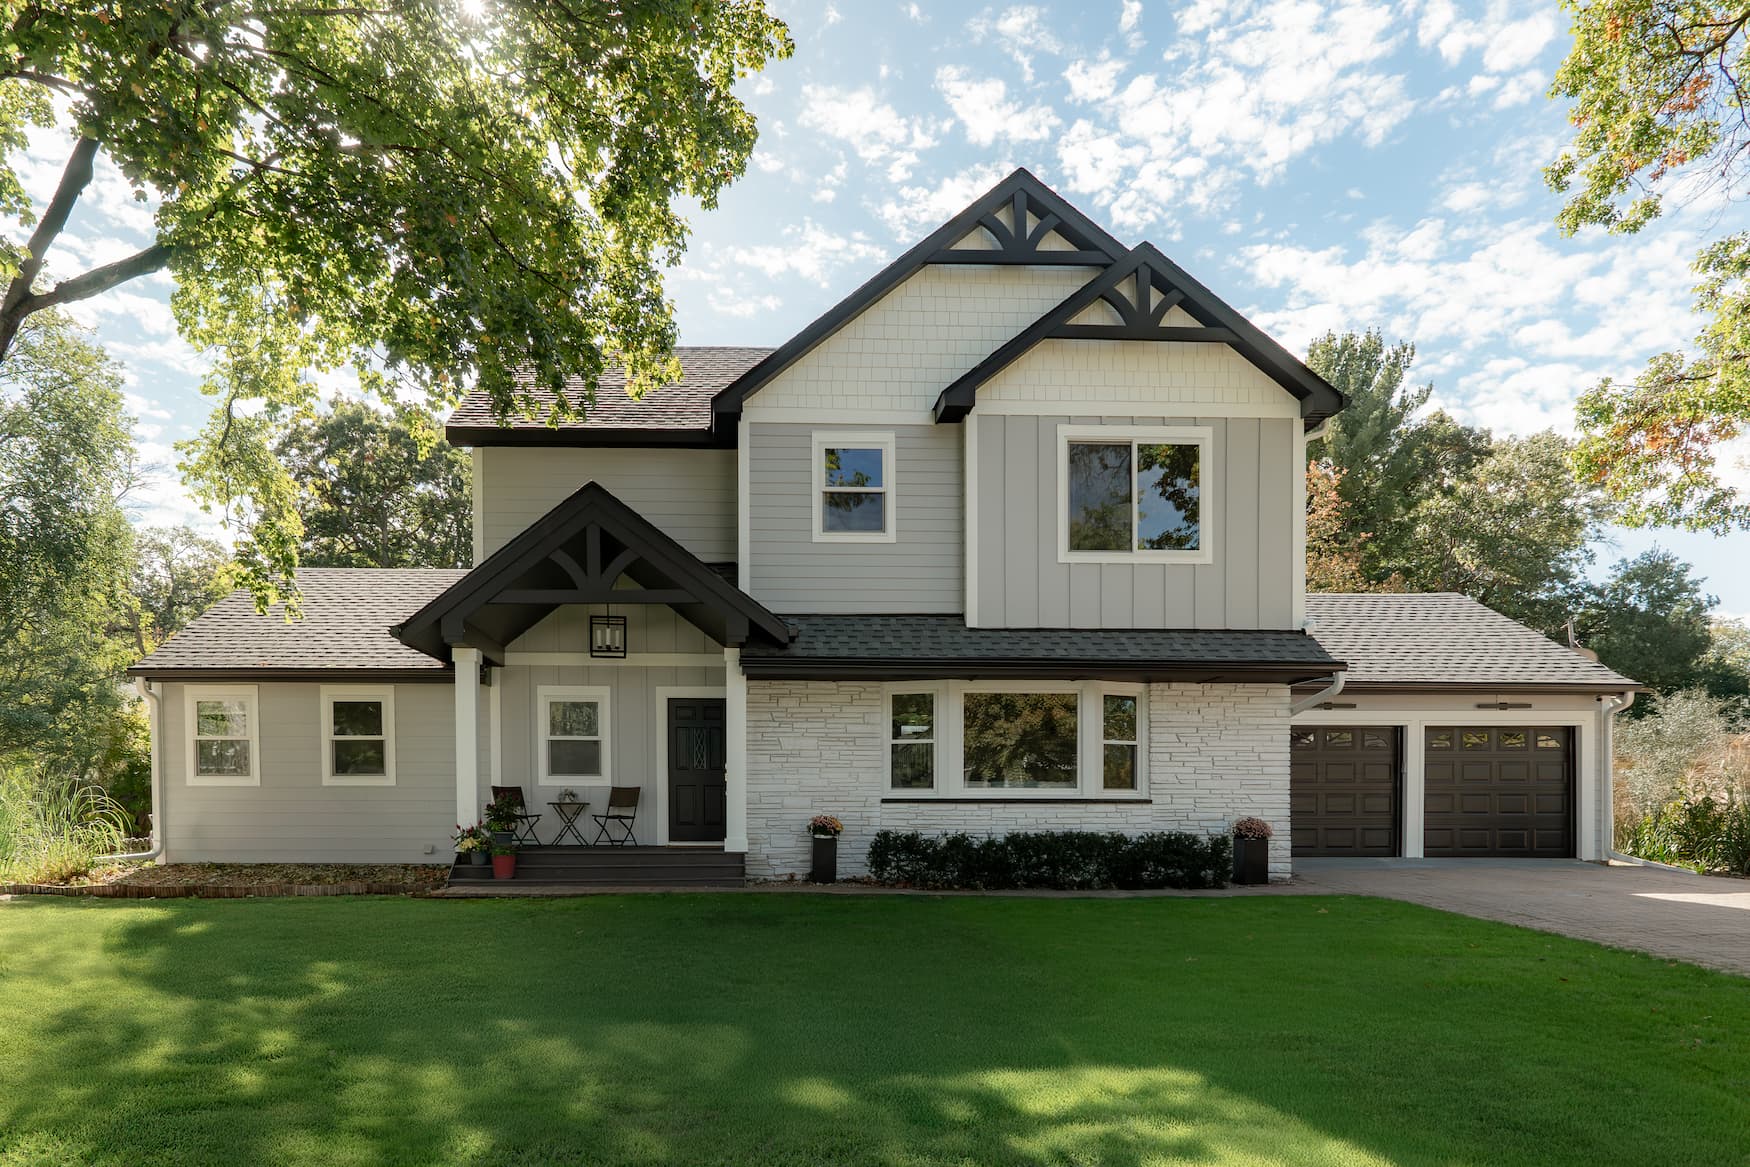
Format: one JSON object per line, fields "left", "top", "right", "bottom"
{"left": 797, "top": 85, "right": 940, "bottom": 182}
{"left": 720, "top": 220, "right": 889, "bottom": 286}
{"left": 1119, "top": 0, "right": 1144, "bottom": 46}
{"left": 935, "top": 66, "right": 1062, "bottom": 146}
{"left": 706, "top": 288, "right": 783, "bottom": 318}
{"left": 876, "top": 162, "right": 1016, "bottom": 238}
{"left": 969, "top": 5, "right": 1065, "bottom": 81}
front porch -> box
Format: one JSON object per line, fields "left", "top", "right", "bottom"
{"left": 443, "top": 844, "right": 746, "bottom": 890}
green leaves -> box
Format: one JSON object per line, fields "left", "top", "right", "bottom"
{"left": 0, "top": 0, "right": 793, "bottom": 598}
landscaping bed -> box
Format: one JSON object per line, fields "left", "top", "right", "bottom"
{"left": 1, "top": 861, "right": 448, "bottom": 898}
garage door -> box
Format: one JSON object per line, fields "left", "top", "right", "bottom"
{"left": 1290, "top": 727, "right": 1399, "bottom": 856}
{"left": 1423, "top": 727, "right": 1572, "bottom": 857}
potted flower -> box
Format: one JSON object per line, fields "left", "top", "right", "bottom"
{"left": 490, "top": 841, "right": 518, "bottom": 880}
{"left": 808, "top": 814, "right": 844, "bottom": 883}
{"left": 484, "top": 793, "right": 520, "bottom": 848}
{"left": 557, "top": 788, "right": 579, "bottom": 805}
{"left": 453, "top": 822, "right": 491, "bottom": 866}
{"left": 1232, "top": 816, "right": 1272, "bottom": 885}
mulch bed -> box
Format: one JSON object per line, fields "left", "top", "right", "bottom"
{"left": 1, "top": 862, "right": 449, "bottom": 899}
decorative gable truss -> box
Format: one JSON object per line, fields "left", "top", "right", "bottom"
{"left": 928, "top": 183, "right": 1117, "bottom": 267}
{"left": 933, "top": 243, "right": 1347, "bottom": 425}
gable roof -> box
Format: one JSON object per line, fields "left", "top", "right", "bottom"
{"left": 707, "top": 167, "right": 1128, "bottom": 432}
{"left": 1305, "top": 593, "right": 1638, "bottom": 692}
{"left": 128, "top": 568, "right": 467, "bottom": 681}
{"left": 935, "top": 243, "right": 1346, "bottom": 426}
{"left": 393, "top": 481, "right": 790, "bottom": 660}
{"left": 444, "top": 347, "right": 772, "bottom": 447}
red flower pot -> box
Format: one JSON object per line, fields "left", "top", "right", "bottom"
{"left": 491, "top": 854, "right": 517, "bottom": 880}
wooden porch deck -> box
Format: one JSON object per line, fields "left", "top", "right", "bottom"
{"left": 443, "top": 845, "right": 745, "bottom": 891}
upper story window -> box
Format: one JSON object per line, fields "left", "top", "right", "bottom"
{"left": 813, "top": 431, "right": 896, "bottom": 543}
{"left": 321, "top": 686, "right": 395, "bottom": 786}
{"left": 186, "top": 685, "right": 260, "bottom": 786}
{"left": 1058, "top": 425, "right": 1213, "bottom": 565}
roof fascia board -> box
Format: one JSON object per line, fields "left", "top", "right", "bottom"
{"left": 444, "top": 425, "right": 729, "bottom": 450}
{"left": 739, "top": 658, "right": 1344, "bottom": 683}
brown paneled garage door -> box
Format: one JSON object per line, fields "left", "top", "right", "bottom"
{"left": 1424, "top": 726, "right": 1573, "bottom": 857}
{"left": 1290, "top": 727, "right": 1399, "bottom": 856}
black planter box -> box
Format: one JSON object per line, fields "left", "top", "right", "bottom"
{"left": 811, "top": 835, "right": 838, "bottom": 883}
{"left": 1232, "top": 837, "right": 1270, "bottom": 885}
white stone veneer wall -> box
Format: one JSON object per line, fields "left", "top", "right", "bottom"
{"left": 744, "top": 680, "right": 1292, "bottom": 881}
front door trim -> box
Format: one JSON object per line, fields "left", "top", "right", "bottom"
{"left": 654, "top": 686, "right": 726, "bottom": 846}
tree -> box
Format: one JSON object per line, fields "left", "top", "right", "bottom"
{"left": 0, "top": 2, "right": 792, "bottom": 598}
{"left": 1575, "top": 549, "right": 1750, "bottom": 702}
{"left": 0, "top": 311, "right": 141, "bottom": 783}
{"left": 127, "top": 526, "right": 230, "bottom": 655}
{"left": 1548, "top": 3, "right": 1750, "bottom": 531}
{"left": 1305, "top": 463, "right": 1399, "bottom": 593}
{"left": 275, "top": 401, "right": 471, "bottom": 568}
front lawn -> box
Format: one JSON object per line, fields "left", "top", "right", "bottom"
{"left": 0, "top": 895, "right": 1744, "bottom": 1166}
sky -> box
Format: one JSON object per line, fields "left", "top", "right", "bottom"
{"left": 20, "top": 0, "right": 1750, "bottom": 618}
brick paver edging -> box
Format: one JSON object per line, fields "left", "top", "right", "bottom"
{"left": 2, "top": 881, "right": 429, "bottom": 899}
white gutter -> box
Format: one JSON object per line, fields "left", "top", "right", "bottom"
{"left": 1290, "top": 671, "right": 1346, "bottom": 715}
{"left": 1596, "top": 689, "right": 1634, "bottom": 865}
{"left": 97, "top": 678, "right": 163, "bottom": 864}
{"left": 1304, "top": 418, "right": 1333, "bottom": 442}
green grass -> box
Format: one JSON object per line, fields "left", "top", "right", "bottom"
{"left": 0, "top": 895, "right": 1745, "bottom": 1166}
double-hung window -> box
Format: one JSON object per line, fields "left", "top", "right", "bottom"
{"left": 538, "top": 686, "right": 610, "bottom": 784}
{"left": 889, "top": 691, "right": 937, "bottom": 790}
{"left": 813, "top": 431, "right": 896, "bottom": 542}
{"left": 1060, "top": 426, "right": 1212, "bottom": 563}
{"left": 322, "top": 687, "right": 395, "bottom": 785}
{"left": 186, "top": 685, "right": 260, "bottom": 786}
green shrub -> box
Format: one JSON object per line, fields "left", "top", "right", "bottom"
{"left": 1619, "top": 795, "right": 1750, "bottom": 876}
{"left": 0, "top": 764, "right": 133, "bottom": 884}
{"left": 866, "top": 829, "right": 1232, "bottom": 890}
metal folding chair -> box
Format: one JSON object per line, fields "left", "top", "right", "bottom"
{"left": 590, "top": 786, "right": 640, "bottom": 846}
{"left": 490, "top": 785, "right": 544, "bottom": 846}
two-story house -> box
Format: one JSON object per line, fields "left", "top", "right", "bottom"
{"left": 128, "top": 170, "right": 1637, "bottom": 883}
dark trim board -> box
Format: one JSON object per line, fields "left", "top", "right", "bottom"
{"left": 443, "top": 425, "right": 732, "bottom": 450}
{"left": 739, "top": 658, "right": 1345, "bottom": 684}
{"left": 126, "top": 667, "right": 454, "bottom": 683}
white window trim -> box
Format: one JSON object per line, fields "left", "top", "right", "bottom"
{"left": 184, "top": 684, "right": 260, "bottom": 787}
{"left": 320, "top": 685, "right": 396, "bottom": 786}
{"left": 812, "top": 430, "right": 897, "bottom": 543}
{"left": 883, "top": 681, "right": 1149, "bottom": 800}
{"left": 536, "top": 685, "right": 612, "bottom": 786}
{"left": 1057, "top": 424, "right": 1214, "bottom": 565}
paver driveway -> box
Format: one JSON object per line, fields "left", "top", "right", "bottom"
{"left": 1295, "top": 857, "right": 1750, "bottom": 976}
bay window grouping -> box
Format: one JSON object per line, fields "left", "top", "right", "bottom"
{"left": 885, "top": 682, "right": 1146, "bottom": 797}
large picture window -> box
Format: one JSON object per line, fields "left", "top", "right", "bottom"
{"left": 813, "top": 431, "right": 896, "bottom": 542}
{"left": 185, "top": 685, "right": 260, "bottom": 786}
{"left": 962, "top": 691, "right": 1080, "bottom": 790}
{"left": 1059, "top": 426, "right": 1211, "bottom": 563}
{"left": 538, "top": 686, "right": 611, "bottom": 784}
{"left": 322, "top": 687, "right": 395, "bottom": 785}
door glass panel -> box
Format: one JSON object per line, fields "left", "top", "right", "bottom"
{"left": 1499, "top": 730, "right": 1527, "bottom": 749}
{"left": 1536, "top": 732, "right": 1564, "bottom": 750}
{"left": 1361, "top": 729, "right": 1393, "bottom": 751}
{"left": 1323, "top": 730, "right": 1353, "bottom": 750}
{"left": 1462, "top": 730, "right": 1490, "bottom": 750}
{"left": 1427, "top": 729, "right": 1453, "bottom": 750}
{"left": 1290, "top": 729, "right": 1315, "bottom": 750}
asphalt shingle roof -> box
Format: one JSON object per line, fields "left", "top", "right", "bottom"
{"left": 130, "top": 568, "right": 467, "bottom": 677}
{"left": 444, "top": 347, "right": 774, "bottom": 436}
{"left": 1305, "top": 593, "right": 1637, "bottom": 690}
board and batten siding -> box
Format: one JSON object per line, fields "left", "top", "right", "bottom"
{"left": 746, "top": 422, "right": 962, "bottom": 614}
{"left": 974, "top": 413, "right": 1298, "bottom": 629}
{"left": 159, "top": 681, "right": 456, "bottom": 863}
{"left": 473, "top": 445, "right": 735, "bottom": 563}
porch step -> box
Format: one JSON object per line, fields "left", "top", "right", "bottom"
{"left": 447, "top": 846, "right": 745, "bottom": 889}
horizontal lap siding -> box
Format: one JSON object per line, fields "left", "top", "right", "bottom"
{"left": 748, "top": 423, "right": 962, "bottom": 613}
{"left": 476, "top": 446, "right": 735, "bottom": 562}
{"left": 161, "top": 682, "right": 456, "bottom": 863}
{"left": 745, "top": 680, "right": 1292, "bottom": 880}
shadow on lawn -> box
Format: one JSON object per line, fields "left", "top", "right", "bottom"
{"left": 0, "top": 895, "right": 1742, "bottom": 1166}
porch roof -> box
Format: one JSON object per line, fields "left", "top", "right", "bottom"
{"left": 739, "top": 615, "right": 1344, "bottom": 684}
{"left": 393, "top": 481, "right": 791, "bottom": 663}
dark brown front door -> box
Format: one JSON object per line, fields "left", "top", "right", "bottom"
{"left": 668, "top": 698, "right": 726, "bottom": 842}
{"left": 1290, "top": 726, "right": 1399, "bottom": 856}
{"left": 1424, "top": 726, "right": 1573, "bottom": 857}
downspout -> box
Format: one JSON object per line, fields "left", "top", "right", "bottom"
{"left": 1596, "top": 689, "right": 1644, "bottom": 865}
{"left": 1290, "top": 671, "right": 1345, "bottom": 716}
{"left": 1304, "top": 418, "right": 1333, "bottom": 443}
{"left": 97, "top": 678, "right": 164, "bottom": 863}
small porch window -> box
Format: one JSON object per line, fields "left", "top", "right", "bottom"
{"left": 322, "top": 686, "right": 395, "bottom": 786}
{"left": 186, "top": 685, "right": 260, "bottom": 786}
{"left": 538, "top": 686, "right": 610, "bottom": 785}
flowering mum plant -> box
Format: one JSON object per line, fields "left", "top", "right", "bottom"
{"left": 453, "top": 823, "right": 490, "bottom": 852}
{"left": 809, "top": 814, "right": 844, "bottom": 838}
{"left": 1232, "top": 816, "right": 1273, "bottom": 840}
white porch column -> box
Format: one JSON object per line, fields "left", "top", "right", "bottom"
{"left": 724, "top": 646, "right": 749, "bottom": 854}
{"left": 453, "top": 646, "right": 482, "bottom": 829}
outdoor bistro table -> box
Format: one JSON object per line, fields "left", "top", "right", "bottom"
{"left": 547, "top": 801, "right": 590, "bottom": 847}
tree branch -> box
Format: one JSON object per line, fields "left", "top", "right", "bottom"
{"left": 0, "top": 243, "right": 175, "bottom": 359}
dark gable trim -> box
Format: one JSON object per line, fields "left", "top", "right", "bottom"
{"left": 708, "top": 168, "right": 1127, "bottom": 432}
{"left": 739, "top": 658, "right": 1344, "bottom": 685}
{"left": 935, "top": 242, "right": 1346, "bottom": 427}
{"left": 443, "top": 425, "right": 729, "bottom": 449}
{"left": 393, "top": 481, "right": 791, "bottom": 661}
{"left": 125, "top": 667, "right": 453, "bottom": 683}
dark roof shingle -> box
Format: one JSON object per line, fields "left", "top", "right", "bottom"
{"left": 130, "top": 568, "right": 467, "bottom": 678}
{"left": 444, "top": 347, "right": 774, "bottom": 439}
{"left": 1305, "top": 593, "right": 1637, "bottom": 690}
